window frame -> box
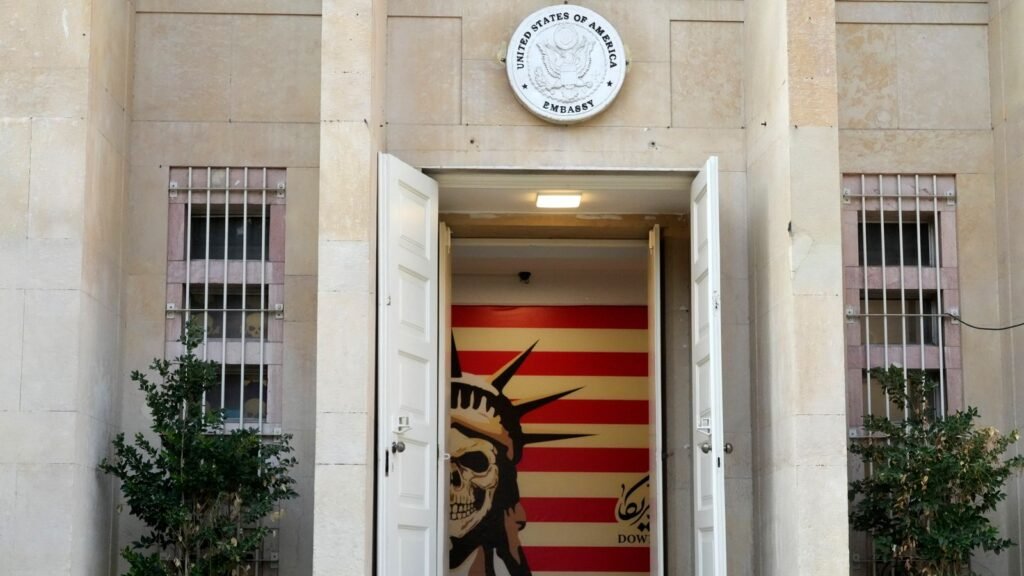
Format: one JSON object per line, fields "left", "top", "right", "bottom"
{"left": 165, "top": 166, "right": 287, "bottom": 434}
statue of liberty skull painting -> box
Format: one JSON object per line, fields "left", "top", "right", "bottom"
{"left": 448, "top": 339, "right": 585, "bottom": 576}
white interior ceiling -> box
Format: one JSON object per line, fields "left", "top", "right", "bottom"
{"left": 430, "top": 169, "right": 693, "bottom": 214}
{"left": 451, "top": 239, "right": 649, "bottom": 306}
{"left": 452, "top": 238, "right": 647, "bottom": 275}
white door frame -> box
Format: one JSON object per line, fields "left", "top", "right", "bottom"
{"left": 377, "top": 160, "right": 723, "bottom": 576}
{"left": 649, "top": 225, "right": 666, "bottom": 576}
{"left": 436, "top": 222, "right": 452, "bottom": 576}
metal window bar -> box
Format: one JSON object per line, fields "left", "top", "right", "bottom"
{"left": 221, "top": 169, "right": 230, "bottom": 418}
{"left": 932, "top": 175, "right": 946, "bottom": 416}
{"left": 860, "top": 175, "right": 873, "bottom": 438}
{"left": 896, "top": 176, "right": 908, "bottom": 420}
{"left": 878, "top": 175, "right": 891, "bottom": 422}
{"left": 241, "top": 170, "right": 248, "bottom": 429}
{"left": 185, "top": 169, "right": 193, "bottom": 351}
{"left": 915, "top": 175, "right": 927, "bottom": 417}
{"left": 259, "top": 167, "right": 267, "bottom": 427}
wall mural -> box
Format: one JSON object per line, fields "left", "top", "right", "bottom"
{"left": 450, "top": 305, "right": 651, "bottom": 576}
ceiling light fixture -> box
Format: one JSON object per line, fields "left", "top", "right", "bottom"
{"left": 535, "top": 193, "right": 582, "bottom": 209}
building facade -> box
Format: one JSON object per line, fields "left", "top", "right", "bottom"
{"left": 0, "top": 0, "right": 1022, "bottom": 575}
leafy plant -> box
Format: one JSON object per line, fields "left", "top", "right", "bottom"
{"left": 849, "top": 365, "right": 1024, "bottom": 575}
{"left": 101, "top": 322, "right": 297, "bottom": 575}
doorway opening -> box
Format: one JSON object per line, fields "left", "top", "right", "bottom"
{"left": 375, "top": 158, "right": 726, "bottom": 576}
{"left": 447, "top": 238, "right": 653, "bottom": 575}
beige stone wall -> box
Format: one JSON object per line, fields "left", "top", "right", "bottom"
{"left": 311, "top": 1, "right": 755, "bottom": 574}
{"left": 385, "top": 0, "right": 746, "bottom": 170}
{"left": 123, "top": 3, "right": 321, "bottom": 573}
{"left": 990, "top": 0, "right": 1024, "bottom": 573}
{"left": 312, "top": 0, "right": 384, "bottom": 574}
{"left": 384, "top": 2, "right": 754, "bottom": 576}
{"left": 746, "top": 0, "right": 850, "bottom": 574}
{"left": 836, "top": 1, "right": 1016, "bottom": 573}
{"left": 5, "top": 1, "right": 1016, "bottom": 574}
{"left": 0, "top": 1, "right": 133, "bottom": 573}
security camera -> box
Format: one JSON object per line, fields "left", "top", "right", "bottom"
{"left": 518, "top": 271, "right": 532, "bottom": 284}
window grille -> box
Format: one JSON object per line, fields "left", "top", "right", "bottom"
{"left": 842, "top": 174, "right": 962, "bottom": 576}
{"left": 165, "top": 167, "right": 286, "bottom": 434}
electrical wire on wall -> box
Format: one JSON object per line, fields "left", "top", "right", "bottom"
{"left": 945, "top": 313, "right": 1024, "bottom": 332}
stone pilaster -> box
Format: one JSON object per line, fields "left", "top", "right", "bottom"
{"left": 746, "top": 0, "right": 849, "bottom": 573}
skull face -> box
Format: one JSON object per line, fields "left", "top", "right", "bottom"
{"left": 245, "top": 312, "right": 262, "bottom": 339}
{"left": 197, "top": 312, "right": 221, "bottom": 337}
{"left": 448, "top": 427, "right": 500, "bottom": 538}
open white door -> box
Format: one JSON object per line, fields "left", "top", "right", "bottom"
{"left": 691, "top": 156, "right": 726, "bottom": 576}
{"left": 436, "top": 222, "right": 452, "bottom": 576}
{"left": 377, "top": 153, "right": 440, "bottom": 576}
{"left": 648, "top": 226, "right": 665, "bottom": 576}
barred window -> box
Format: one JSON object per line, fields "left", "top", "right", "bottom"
{"left": 842, "top": 174, "right": 962, "bottom": 575}
{"left": 843, "top": 174, "right": 962, "bottom": 423}
{"left": 165, "top": 167, "right": 286, "bottom": 433}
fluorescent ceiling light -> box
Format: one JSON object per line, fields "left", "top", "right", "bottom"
{"left": 535, "top": 193, "right": 582, "bottom": 209}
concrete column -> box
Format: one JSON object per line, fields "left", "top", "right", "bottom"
{"left": 745, "top": 0, "right": 850, "bottom": 573}
{"left": 313, "top": 0, "right": 386, "bottom": 574}
{"left": 991, "top": 0, "right": 1024, "bottom": 572}
{"left": 0, "top": 1, "right": 133, "bottom": 574}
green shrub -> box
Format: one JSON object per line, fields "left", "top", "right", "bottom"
{"left": 101, "top": 323, "right": 297, "bottom": 575}
{"left": 849, "top": 365, "right": 1024, "bottom": 576}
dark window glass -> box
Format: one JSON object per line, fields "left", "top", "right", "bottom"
{"left": 190, "top": 215, "right": 268, "bottom": 260}
{"left": 861, "top": 295, "right": 939, "bottom": 346}
{"left": 207, "top": 364, "right": 269, "bottom": 423}
{"left": 858, "top": 222, "right": 933, "bottom": 266}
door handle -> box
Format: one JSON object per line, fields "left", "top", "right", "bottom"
{"left": 391, "top": 441, "right": 406, "bottom": 454}
{"left": 699, "top": 441, "right": 733, "bottom": 454}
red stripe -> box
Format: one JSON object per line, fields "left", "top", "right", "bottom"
{"left": 458, "top": 351, "right": 648, "bottom": 377}
{"left": 518, "top": 448, "right": 649, "bottom": 473}
{"left": 519, "top": 497, "right": 619, "bottom": 523}
{"left": 452, "top": 305, "right": 647, "bottom": 329}
{"left": 523, "top": 546, "right": 650, "bottom": 572}
{"left": 519, "top": 399, "right": 649, "bottom": 425}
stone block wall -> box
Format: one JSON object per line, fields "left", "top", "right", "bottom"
{"left": 835, "top": 1, "right": 1010, "bottom": 573}
{"left": 3, "top": 1, "right": 1021, "bottom": 574}
{"left": 746, "top": 0, "right": 849, "bottom": 573}
{"left": 0, "top": 1, "right": 133, "bottom": 573}
{"left": 311, "top": 2, "right": 755, "bottom": 575}
{"left": 122, "top": 2, "right": 322, "bottom": 573}
{"left": 991, "top": 0, "right": 1024, "bottom": 573}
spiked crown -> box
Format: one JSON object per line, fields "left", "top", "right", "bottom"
{"left": 450, "top": 338, "right": 586, "bottom": 463}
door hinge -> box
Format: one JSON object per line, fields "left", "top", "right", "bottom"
{"left": 712, "top": 291, "right": 720, "bottom": 311}
{"left": 385, "top": 295, "right": 392, "bottom": 306}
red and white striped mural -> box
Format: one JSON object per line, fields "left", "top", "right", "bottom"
{"left": 451, "top": 305, "right": 650, "bottom": 576}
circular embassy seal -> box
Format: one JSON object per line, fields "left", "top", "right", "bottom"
{"left": 506, "top": 5, "right": 626, "bottom": 124}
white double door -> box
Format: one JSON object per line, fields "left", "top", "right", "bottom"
{"left": 375, "top": 154, "right": 726, "bottom": 576}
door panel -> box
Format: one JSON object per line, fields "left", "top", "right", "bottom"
{"left": 378, "top": 153, "right": 440, "bottom": 576}
{"left": 691, "top": 156, "right": 726, "bottom": 576}
{"left": 437, "top": 222, "right": 452, "bottom": 576}
{"left": 648, "top": 226, "right": 665, "bottom": 576}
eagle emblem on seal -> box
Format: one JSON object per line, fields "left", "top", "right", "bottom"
{"left": 531, "top": 24, "right": 604, "bottom": 103}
